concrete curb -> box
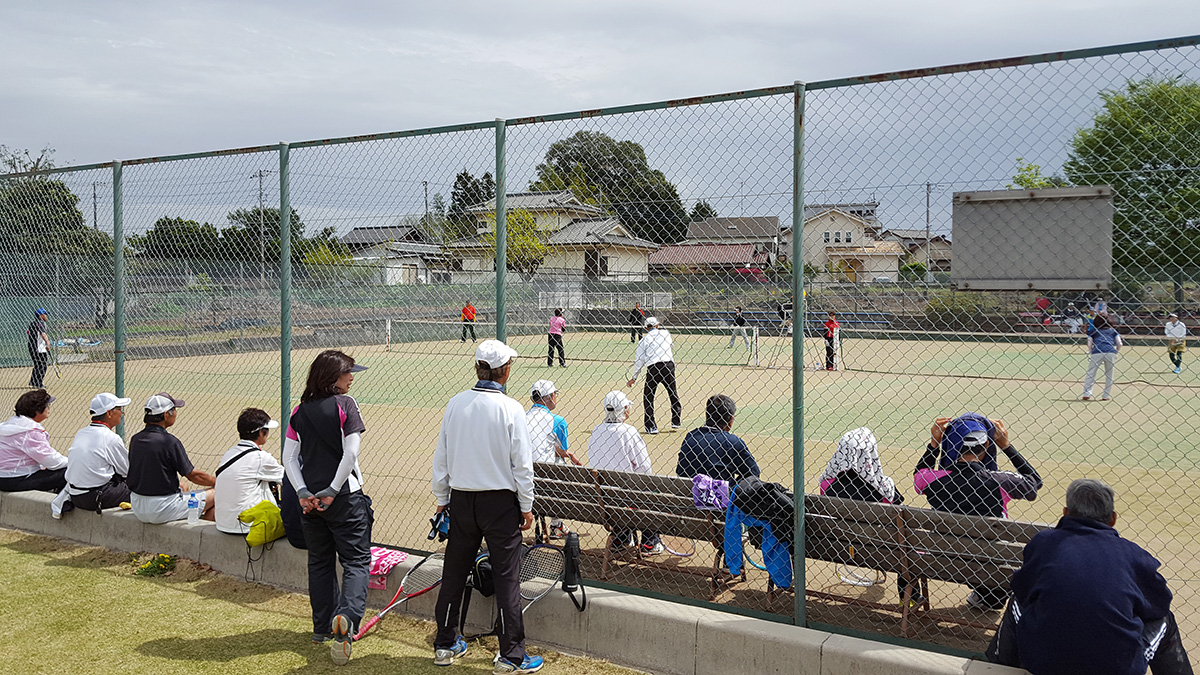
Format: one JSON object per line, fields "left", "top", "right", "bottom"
{"left": 0, "top": 490, "right": 1027, "bottom": 675}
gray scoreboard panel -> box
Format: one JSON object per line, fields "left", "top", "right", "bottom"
{"left": 951, "top": 186, "right": 1113, "bottom": 291}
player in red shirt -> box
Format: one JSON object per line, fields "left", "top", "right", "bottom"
{"left": 461, "top": 302, "right": 477, "bottom": 343}
{"left": 824, "top": 311, "right": 839, "bottom": 370}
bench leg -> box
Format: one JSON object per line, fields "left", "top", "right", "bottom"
{"left": 601, "top": 532, "right": 613, "bottom": 580}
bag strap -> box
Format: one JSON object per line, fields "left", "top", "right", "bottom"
{"left": 217, "top": 447, "right": 258, "bottom": 477}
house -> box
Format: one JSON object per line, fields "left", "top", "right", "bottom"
{"left": 879, "top": 228, "right": 953, "bottom": 274}
{"left": 781, "top": 205, "right": 903, "bottom": 282}
{"left": 648, "top": 242, "right": 772, "bottom": 276}
{"left": 685, "top": 217, "right": 781, "bottom": 246}
{"left": 446, "top": 191, "right": 659, "bottom": 282}
{"left": 339, "top": 223, "right": 452, "bottom": 285}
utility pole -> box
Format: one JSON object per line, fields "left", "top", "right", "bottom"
{"left": 423, "top": 180, "right": 429, "bottom": 219}
{"left": 925, "top": 181, "right": 933, "bottom": 283}
{"left": 92, "top": 182, "right": 98, "bottom": 230}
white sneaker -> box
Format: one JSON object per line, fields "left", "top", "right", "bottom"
{"left": 330, "top": 614, "right": 352, "bottom": 665}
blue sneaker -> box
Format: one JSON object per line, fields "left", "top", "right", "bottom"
{"left": 434, "top": 636, "right": 469, "bottom": 666}
{"left": 494, "top": 654, "right": 544, "bottom": 674}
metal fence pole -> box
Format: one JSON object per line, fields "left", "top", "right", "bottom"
{"left": 495, "top": 118, "right": 507, "bottom": 342}
{"left": 792, "top": 80, "right": 807, "bottom": 626}
{"left": 112, "top": 160, "right": 126, "bottom": 438}
{"left": 279, "top": 142, "right": 292, "bottom": 433}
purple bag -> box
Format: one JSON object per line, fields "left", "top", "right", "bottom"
{"left": 691, "top": 474, "right": 730, "bottom": 511}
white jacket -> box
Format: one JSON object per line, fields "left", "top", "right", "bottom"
{"left": 0, "top": 415, "right": 66, "bottom": 479}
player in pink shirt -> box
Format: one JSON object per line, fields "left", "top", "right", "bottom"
{"left": 548, "top": 308, "right": 567, "bottom": 368}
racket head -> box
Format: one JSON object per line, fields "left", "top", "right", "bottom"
{"left": 660, "top": 534, "right": 695, "bottom": 557}
{"left": 398, "top": 551, "right": 445, "bottom": 599}
{"left": 519, "top": 543, "right": 564, "bottom": 602}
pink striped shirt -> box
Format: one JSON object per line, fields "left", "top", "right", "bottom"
{"left": 549, "top": 316, "right": 566, "bottom": 335}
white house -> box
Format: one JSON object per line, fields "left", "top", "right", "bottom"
{"left": 340, "top": 224, "right": 452, "bottom": 285}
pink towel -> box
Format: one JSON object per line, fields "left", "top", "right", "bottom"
{"left": 368, "top": 546, "right": 409, "bottom": 589}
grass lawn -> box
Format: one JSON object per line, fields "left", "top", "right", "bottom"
{"left": 0, "top": 528, "right": 640, "bottom": 675}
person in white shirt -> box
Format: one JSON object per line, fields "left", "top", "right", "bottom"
{"left": 430, "top": 340, "right": 542, "bottom": 673}
{"left": 1166, "top": 313, "right": 1187, "bottom": 374}
{"left": 0, "top": 389, "right": 67, "bottom": 493}
{"left": 65, "top": 392, "right": 132, "bottom": 512}
{"left": 625, "top": 316, "right": 682, "bottom": 435}
{"left": 588, "top": 391, "right": 662, "bottom": 555}
{"left": 215, "top": 408, "right": 285, "bottom": 535}
{"left": 526, "top": 379, "right": 581, "bottom": 541}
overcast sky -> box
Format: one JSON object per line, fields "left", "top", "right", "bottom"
{"left": 3, "top": 1, "right": 1199, "bottom": 166}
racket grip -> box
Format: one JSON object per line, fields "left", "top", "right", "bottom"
{"left": 354, "top": 615, "right": 381, "bottom": 641}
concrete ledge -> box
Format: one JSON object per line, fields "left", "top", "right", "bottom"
{"left": 0, "top": 490, "right": 1028, "bottom": 675}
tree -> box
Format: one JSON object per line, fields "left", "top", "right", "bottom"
{"left": 128, "top": 217, "right": 222, "bottom": 260}
{"left": 0, "top": 145, "right": 55, "bottom": 175}
{"left": 482, "top": 209, "right": 547, "bottom": 280}
{"left": 447, "top": 170, "right": 495, "bottom": 241}
{"left": 1007, "top": 158, "right": 1069, "bottom": 190}
{"left": 1064, "top": 77, "right": 1200, "bottom": 278}
{"left": 528, "top": 161, "right": 610, "bottom": 208}
{"left": 689, "top": 200, "right": 718, "bottom": 222}
{"left": 222, "top": 206, "right": 316, "bottom": 266}
{"left": 536, "top": 131, "right": 688, "bottom": 244}
{"left": 900, "top": 261, "right": 927, "bottom": 281}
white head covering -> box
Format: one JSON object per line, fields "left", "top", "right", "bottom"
{"left": 820, "top": 427, "right": 896, "bottom": 502}
{"left": 603, "top": 390, "right": 632, "bottom": 423}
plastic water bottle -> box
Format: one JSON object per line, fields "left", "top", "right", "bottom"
{"left": 187, "top": 492, "right": 200, "bottom": 524}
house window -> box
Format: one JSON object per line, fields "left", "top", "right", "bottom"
{"left": 834, "top": 231, "right": 842, "bottom": 243}
{"left": 845, "top": 231, "right": 852, "bottom": 244}
{"left": 584, "top": 250, "right": 609, "bottom": 279}
{"left": 823, "top": 231, "right": 831, "bottom": 243}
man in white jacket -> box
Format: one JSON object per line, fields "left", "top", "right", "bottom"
{"left": 215, "top": 408, "right": 285, "bottom": 535}
{"left": 0, "top": 389, "right": 66, "bottom": 493}
{"left": 65, "top": 392, "right": 132, "bottom": 513}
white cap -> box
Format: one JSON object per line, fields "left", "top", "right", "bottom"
{"left": 644, "top": 316, "right": 660, "bottom": 328}
{"left": 145, "top": 392, "right": 186, "bottom": 415}
{"left": 475, "top": 339, "right": 518, "bottom": 368}
{"left": 89, "top": 392, "right": 131, "bottom": 416}
{"left": 961, "top": 430, "right": 989, "bottom": 448}
{"left": 1169, "top": 312, "right": 1178, "bottom": 318}
{"left": 530, "top": 379, "right": 557, "bottom": 399}
{"left": 603, "top": 390, "right": 632, "bottom": 412}
{"left": 253, "top": 419, "right": 281, "bottom": 432}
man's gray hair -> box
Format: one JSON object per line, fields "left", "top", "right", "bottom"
{"left": 1065, "top": 478, "right": 1115, "bottom": 523}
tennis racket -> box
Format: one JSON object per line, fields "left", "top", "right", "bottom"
{"left": 519, "top": 543, "right": 565, "bottom": 612}
{"left": 743, "top": 526, "right": 768, "bottom": 571}
{"left": 660, "top": 534, "right": 695, "bottom": 557}
{"left": 355, "top": 551, "right": 444, "bottom": 640}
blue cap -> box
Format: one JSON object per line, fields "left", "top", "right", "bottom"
{"left": 35, "top": 308, "right": 47, "bottom": 316}
{"left": 939, "top": 413, "right": 998, "bottom": 470}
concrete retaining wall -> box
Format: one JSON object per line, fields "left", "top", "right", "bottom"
{"left": 0, "top": 490, "right": 1026, "bottom": 675}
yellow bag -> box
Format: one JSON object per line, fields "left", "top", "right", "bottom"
{"left": 238, "top": 500, "right": 285, "bottom": 548}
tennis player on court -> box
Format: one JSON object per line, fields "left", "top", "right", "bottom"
{"left": 1166, "top": 313, "right": 1187, "bottom": 374}
{"left": 431, "top": 340, "right": 542, "bottom": 673}
{"left": 626, "top": 316, "right": 681, "bottom": 434}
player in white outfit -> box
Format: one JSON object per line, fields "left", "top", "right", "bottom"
{"left": 1165, "top": 313, "right": 1187, "bottom": 374}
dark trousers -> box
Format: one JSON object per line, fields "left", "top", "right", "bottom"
{"left": 69, "top": 476, "right": 131, "bottom": 512}
{"left": 630, "top": 326, "right": 641, "bottom": 343}
{"left": 300, "top": 490, "right": 373, "bottom": 635}
{"left": 0, "top": 467, "right": 66, "bottom": 493}
{"left": 547, "top": 333, "right": 565, "bottom": 366}
{"left": 461, "top": 322, "right": 476, "bottom": 342}
{"left": 29, "top": 352, "right": 48, "bottom": 388}
{"left": 987, "top": 600, "right": 1193, "bottom": 675}
{"left": 644, "top": 361, "right": 681, "bottom": 432}
{"left": 434, "top": 489, "right": 526, "bottom": 662}
{"left": 1170, "top": 351, "right": 1183, "bottom": 367}
{"left": 825, "top": 337, "right": 836, "bottom": 369}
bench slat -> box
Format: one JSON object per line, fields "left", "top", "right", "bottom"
{"left": 806, "top": 514, "right": 1025, "bottom": 564}
{"left": 532, "top": 496, "right": 606, "bottom": 525}
{"left": 534, "top": 462, "right": 596, "bottom": 483}
{"left": 596, "top": 485, "right": 698, "bottom": 517}
{"left": 534, "top": 478, "right": 602, "bottom": 504}
{"left": 805, "top": 536, "right": 1016, "bottom": 588}
{"left": 806, "top": 494, "right": 1046, "bottom": 543}
{"left": 591, "top": 468, "right": 694, "bottom": 498}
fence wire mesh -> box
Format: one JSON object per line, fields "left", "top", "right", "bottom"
{"left": 1, "top": 36, "right": 1199, "bottom": 661}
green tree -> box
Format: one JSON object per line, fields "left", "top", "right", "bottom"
{"left": 222, "top": 206, "right": 318, "bottom": 266}
{"left": 900, "top": 260, "right": 927, "bottom": 281}
{"left": 537, "top": 131, "right": 688, "bottom": 244}
{"left": 528, "top": 161, "right": 610, "bottom": 208}
{"left": 482, "top": 209, "right": 547, "bottom": 280}
{"left": 689, "top": 200, "right": 718, "bottom": 222}
{"left": 1007, "top": 158, "right": 1069, "bottom": 190}
{"left": 1064, "top": 77, "right": 1200, "bottom": 277}
{"left": 446, "top": 170, "right": 495, "bottom": 241}
{"left": 129, "top": 217, "right": 222, "bottom": 259}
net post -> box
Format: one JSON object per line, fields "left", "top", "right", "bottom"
{"left": 279, "top": 142, "right": 292, "bottom": 438}
{"left": 753, "top": 326, "right": 760, "bottom": 367}
{"left": 112, "top": 160, "right": 126, "bottom": 438}
{"left": 792, "top": 80, "right": 808, "bottom": 626}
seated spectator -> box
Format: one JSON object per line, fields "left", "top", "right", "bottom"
{"left": 914, "top": 415, "right": 1042, "bottom": 610}
{"left": 214, "top": 408, "right": 285, "bottom": 535}
{"left": 527, "top": 379, "right": 581, "bottom": 541}
{"left": 588, "top": 391, "right": 661, "bottom": 555}
{"left": 128, "top": 392, "right": 216, "bottom": 524}
{"left": 819, "top": 427, "right": 902, "bottom": 504}
{"left": 65, "top": 393, "right": 132, "bottom": 512}
{"left": 0, "top": 389, "right": 67, "bottom": 493}
{"left": 988, "top": 479, "right": 1192, "bottom": 675}
{"left": 675, "top": 394, "right": 760, "bottom": 484}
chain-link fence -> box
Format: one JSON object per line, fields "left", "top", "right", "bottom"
{"left": 3, "top": 34, "right": 1199, "bottom": 661}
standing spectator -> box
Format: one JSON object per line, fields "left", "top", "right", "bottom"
{"left": 282, "top": 350, "right": 371, "bottom": 664}
{"left": 627, "top": 302, "right": 646, "bottom": 343}
{"left": 430, "top": 340, "right": 542, "bottom": 673}
{"left": 526, "top": 379, "right": 580, "bottom": 540}
{"left": 64, "top": 392, "right": 132, "bottom": 512}
{"left": 626, "top": 317, "right": 681, "bottom": 435}
{"left": 823, "top": 311, "right": 840, "bottom": 370}
{"left": 0, "top": 389, "right": 66, "bottom": 493}
{"left": 547, "top": 308, "right": 567, "bottom": 368}
{"left": 1062, "top": 302, "right": 1083, "bottom": 334}
{"left": 987, "top": 479, "right": 1192, "bottom": 675}
{"left": 26, "top": 308, "right": 50, "bottom": 389}
{"left": 461, "top": 300, "right": 477, "bottom": 343}
{"left": 676, "top": 394, "right": 759, "bottom": 484}
{"left": 728, "top": 307, "right": 750, "bottom": 350}
{"left": 215, "top": 408, "right": 285, "bottom": 536}
{"left": 1083, "top": 313, "right": 1122, "bottom": 401}
{"left": 1092, "top": 295, "right": 1109, "bottom": 316}
{"left": 589, "top": 391, "right": 661, "bottom": 555}
{"left": 128, "top": 392, "right": 216, "bottom": 524}
{"left": 1166, "top": 312, "right": 1187, "bottom": 374}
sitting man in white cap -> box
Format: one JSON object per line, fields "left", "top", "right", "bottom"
{"left": 588, "top": 391, "right": 662, "bottom": 555}
{"left": 214, "top": 407, "right": 285, "bottom": 535}
{"left": 526, "top": 379, "right": 581, "bottom": 540}
{"left": 64, "top": 392, "right": 133, "bottom": 513}
{"left": 128, "top": 392, "right": 217, "bottom": 524}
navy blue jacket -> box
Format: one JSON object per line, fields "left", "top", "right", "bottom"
{"left": 675, "top": 427, "right": 760, "bottom": 484}
{"left": 1011, "top": 516, "right": 1173, "bottom": 675}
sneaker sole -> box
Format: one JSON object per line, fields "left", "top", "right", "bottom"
{"left": 331, "top": 615, "right": 352, "bottom": 665}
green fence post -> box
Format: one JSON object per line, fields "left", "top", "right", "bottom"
{"left": 279, "top": 143, "right": 292, "bottom": 434}
{"left": 113, "top": 160, "right": 126, "bottom": 438}
{"left": 792, "top": 80, "right": 807, "bottom": 626}
{"left": 495, "top": 118, "right": 507, "bottom": 343}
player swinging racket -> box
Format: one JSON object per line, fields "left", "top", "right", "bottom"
{"left": 626, "top": 317, "right": 681, "bottom": 435}
{"left": 430, "top": 340, "right": 543, "bottom": 673}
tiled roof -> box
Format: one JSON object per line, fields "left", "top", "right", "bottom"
{"left": 548, "top": 218, "right": 658, "bottom": 250}
{"left": 649, "top": 243, "right": 770, "bottom": 266}
{"left": 686, "top": 216, "right": 780, "bottom": 240}
{"left": 340, "top": 225, "right": 422, "bottom": 246}
{"left": 465, "top": 190, "right": 607, "bottom": 216}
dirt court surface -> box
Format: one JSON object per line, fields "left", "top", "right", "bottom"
{"left": 13, "top": 327, "right": 1200, "bottom": 655}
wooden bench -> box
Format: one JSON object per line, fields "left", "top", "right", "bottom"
{"left": 531, "top": 462, "right": 731, "bottom": 596}
{"left": 803, "top": 494, "right": 1050, "bottom": 635}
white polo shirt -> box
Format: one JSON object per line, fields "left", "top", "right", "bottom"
{"left": 432, "top": 382, "right": 536, "bottom": 512}
{"left": 631, "top": 327, "right": 674, "bottom": 379}
{"left": 587, "top": 422, "right": 652, "bottom": 474}
{"left": 1166, "top": 321, "right": 1187, "bottom": 340}
{"left": 65, "top": 423, "right": 129, "bottom": 494}
{"left": 214, "top": 440, "right": 285, "bottom": 535}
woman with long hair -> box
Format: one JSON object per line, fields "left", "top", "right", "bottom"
{"left": 282, "top": 349, "right": 371, "bottom": 665}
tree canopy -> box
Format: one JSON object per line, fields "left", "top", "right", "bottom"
{"left": 1064, "top": 77, "right": 1200, "bottom": 276}
{"left": 689, "top": 200, "right": 718, "bottom": 222}
{"left": 482, "top": 209, "right": 547, "bottom": 280}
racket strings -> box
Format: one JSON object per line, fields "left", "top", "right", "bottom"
{"left": 519, "top": 547, "right": 565, "bottom": 600}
